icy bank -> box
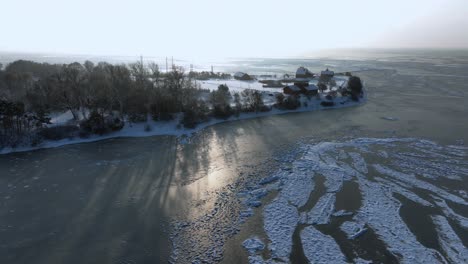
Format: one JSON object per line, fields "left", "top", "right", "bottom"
{"left": 1, "top": 92, "right": 366, "bottom": 155}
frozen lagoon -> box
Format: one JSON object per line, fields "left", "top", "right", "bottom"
{"left": 2, "top": 51, "right": 468, "bottom": 264}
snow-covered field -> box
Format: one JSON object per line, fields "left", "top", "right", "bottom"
{"left": 170, "top": 137, "right": 468, "bottom": 263}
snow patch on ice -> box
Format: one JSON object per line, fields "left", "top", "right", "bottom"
{"left": 242, "top": 237, "right": 265, "bottom": 255}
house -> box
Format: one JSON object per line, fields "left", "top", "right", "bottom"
{"left": 321, "top": 68, "right": 334, "bottom": 77}
{"left": 283, "top": 85, "right": 302, "bottom": 95}
{"left": 296, "top": 67, "right": 314, "bottom": 78}
{"left": 234, "top": 72, "right": 253, "bottom": 81}
{"left": 302, "top": 84, "right": 318, "bottom": 96}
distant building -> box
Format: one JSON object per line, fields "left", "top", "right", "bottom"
{"left": 234, "top": 72, "right": 253, "bottom": 80}
{"left": 321, "top": 68, "right": 334, "bottom": 76}
{"left": 320, "top": 68, "right": 334, "bottom": 81}
{"left": 283, "top": 85, "right": 302, "bottom": 95}
{"left": 296, "top": 67, "right": 314, "bottom": 78}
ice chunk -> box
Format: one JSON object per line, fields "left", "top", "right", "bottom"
{"left": 263, "top": 197, "right": 298, "bottom": 261}
{"left": 341, "top": 221, "right": 367, "bottom": 239}
{"left": 242, "top": 237, "right": 265, "bottom": 255}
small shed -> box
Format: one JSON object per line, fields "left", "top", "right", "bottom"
{"left": 234, "top": 72, "right": 253, "bottom": 81}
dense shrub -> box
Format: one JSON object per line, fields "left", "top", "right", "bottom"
{"left": 181, "top": 101, "right": 210, "bottom": 128}
{"left": 212, "top": 104, "right": 233, "bottom": 119}
{"left": 320, "top": 101, "right": 335, "bottom": 107}
{"left": 38, "top": 125, "right": 79, "bottom": 140}
{"left": 80, "top": 111, "right": 124, "bottom": 135}
{"left": 282, "top": 95, "right": 300, "bottom": 110}
{"left": 210, "top": 84, "right": 232, "bottom": 119}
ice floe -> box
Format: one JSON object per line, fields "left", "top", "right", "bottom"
{"left": 263, "top": 197, "right": 299, "bottom": 261}
{"left": 300, "top": 226, "right": 347, "bottom": 263}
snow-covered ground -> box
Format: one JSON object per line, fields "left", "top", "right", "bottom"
{"left": 1, "top": 76, "right": 363, "bottom": 155}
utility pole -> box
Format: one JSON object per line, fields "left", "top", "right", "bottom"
{"left": 166, "top": 57, "right": 168, "bottom": 73}
{"left": 140, "top": 55, "right": 144, "bottom": 73}
{"left": 171, "top": 56, "right": 174, "bottom": 70}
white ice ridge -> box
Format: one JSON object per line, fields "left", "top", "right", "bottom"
{"left": 432, "top": 215, "right": 468, "bottom": 263}
{"left": 392, "top": 153, "right": 468, "bottom": 180}
{"left": 300, "top": 226, "right": 347, "bottom": 264}
{"left": 374, "top": 177, "right": 433, "bottom": 207}
{"left": 372, "top": 164, "right": 468, "bottom": 206}
{"left": 349, "top": 152, "right": 368, "bottom": 174}
{"left": 432, "top": 197, "right": 468, "bottom": 229}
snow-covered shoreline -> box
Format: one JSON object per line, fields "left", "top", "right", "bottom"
{"left": 0, "top": 93, "right": 366, "bottom": 155}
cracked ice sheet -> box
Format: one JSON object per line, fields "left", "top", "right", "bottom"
{"left": 432, "top": 215, "right": 468, "bottom": 263}
{"left": 300, "top": 226, "right": 347, "bottom": 264}
{"left": 372, "top": 164, "right": 468, "bottom": 206}
{"left": 253, "top": 138, "right": 468, "bottom": 264}
{"left": 356, "top": 179, "right": 445, "bottom": 263}
{"left": 263, "top": 197, "right": 298, "bottom": 262}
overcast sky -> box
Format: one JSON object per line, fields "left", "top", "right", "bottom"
{"left": 1, "top": 0, "right": 467, "bottom": 59}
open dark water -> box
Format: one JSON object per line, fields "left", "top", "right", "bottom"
{"left": 0, "top": 49, "right": 467, "bottom": 263}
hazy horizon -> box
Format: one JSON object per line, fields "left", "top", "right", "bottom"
{"left": 1, "top": 0, "right": 468, "bottom": 59}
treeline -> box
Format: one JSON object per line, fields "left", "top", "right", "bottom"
{"left": 0, "top": 60, "right": 271, "bottom": 148}
{"left": 188, "top": 71, "right": 231, "bottom": 80}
